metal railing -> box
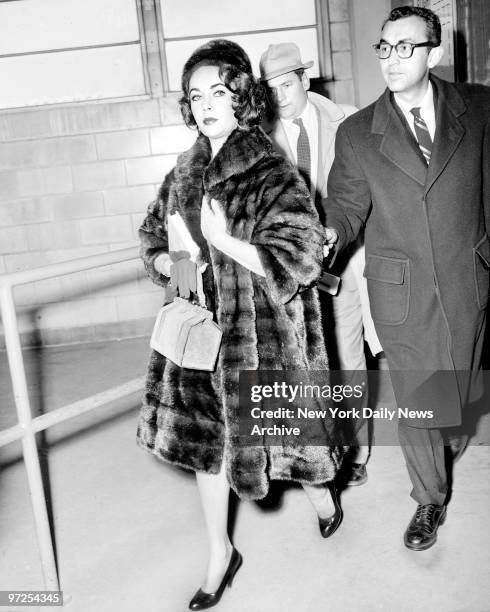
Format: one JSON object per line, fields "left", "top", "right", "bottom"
{"left": 0, "top": 246, "right": 145, "bottom": 590}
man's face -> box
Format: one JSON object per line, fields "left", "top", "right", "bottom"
{"left": 265, "top": 71, "right": 309, "bottom": 120}
{"left": 379, "top": 16, "right": 439, "bottom": 100}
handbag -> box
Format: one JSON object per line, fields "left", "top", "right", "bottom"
{"left": 150, "top": 231, "right": 222, "bottom": 371}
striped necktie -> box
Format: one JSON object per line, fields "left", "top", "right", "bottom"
{"left": 410, "top": 107, "right": 432, "bottom": 165}
{"left": 293, "top": 117, "right": 311, "bottom": 189}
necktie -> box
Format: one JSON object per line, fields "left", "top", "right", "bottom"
{"left": 293, "top": 117, "right": 311, "bottom": 189}
{"left": 410, "top": 107, "right": 432, "bottom": 165}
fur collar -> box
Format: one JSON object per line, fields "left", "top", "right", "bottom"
{"left": 204, "top": 126, "right": 273, "bottom": 190}
{"left": 174, "top": 126, "right": 273, "bottom": 192}
{"left": 171, "top": 126, "right": 274, "bottom": 265}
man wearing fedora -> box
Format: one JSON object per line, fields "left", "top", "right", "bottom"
{"left": 259, "top": 42, "right": 382, "bottom": 485}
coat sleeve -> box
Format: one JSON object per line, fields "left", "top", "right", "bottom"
{"left": 250, "top": 160, "right": 325, "bottom": 304}
{"left": 139, "top": 169, "right": 175, "bottom": 287}
{"left": 321, "top": 121, "right": 372, "bottom": 252}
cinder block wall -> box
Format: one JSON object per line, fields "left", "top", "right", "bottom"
{"left": 0, "top": 0, "right": 359, "bottom": 348}
{"left": 0, "top": 96, "right": 196, "bottom": 347}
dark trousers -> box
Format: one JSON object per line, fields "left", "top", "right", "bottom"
{"left": 398, "top": 421, "right": 448, "bottom": 506}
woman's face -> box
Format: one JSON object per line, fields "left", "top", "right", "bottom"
{"left": 189, "top": 65, "right": 238, "bottom": 148}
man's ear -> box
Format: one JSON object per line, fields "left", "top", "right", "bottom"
{"left": 428, "top": 45, "right": 444, "bottom": 69}
{"left": 301, "top": 71, "right": 310, "bottom": 92}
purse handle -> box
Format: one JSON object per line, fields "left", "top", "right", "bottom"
{"left": 196, "top": 265, "right": 206, "bottom": 308}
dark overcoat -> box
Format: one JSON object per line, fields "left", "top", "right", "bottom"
{"left": 325, "top": 75, "right": 490, "bottom": 427}
{"left": 137, "top": 126, "right": 343, "bottom": 499}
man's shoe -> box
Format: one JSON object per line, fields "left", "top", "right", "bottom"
{"left": 404, "top": 504, "right": 446, "bottom": 551}
{"left": 346, "top": 462, "right": 368, "bottom": 486}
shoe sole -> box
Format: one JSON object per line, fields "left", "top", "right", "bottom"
{"left": 404, "top": 509, "right": 447, "bottom": 551}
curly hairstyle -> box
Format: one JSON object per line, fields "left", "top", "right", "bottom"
{"left": 179, "top": 39, "right": 265, "bottom": 129}
{"left": 382, "top": 6, "right": 441, "bottom": 46}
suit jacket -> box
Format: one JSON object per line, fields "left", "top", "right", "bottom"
{"left": 267, "top": 91, "right": 357, "bottom": 219}
{"left": 324, "top": 75, "right": 490, "bottom": 427}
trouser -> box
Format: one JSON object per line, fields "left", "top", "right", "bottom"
{"left": 398, "top": 420, "right": 448, "bottom": 506}
{"left": 332, "top": 244, "right": 382, "bottom": 369}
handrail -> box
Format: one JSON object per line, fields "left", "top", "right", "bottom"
{"left": 0, "top": 245, "right": 140, "bottom": 288}
{"left": 0, "top": 245, "right": 145, "bottom": 592}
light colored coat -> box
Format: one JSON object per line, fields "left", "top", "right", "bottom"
{"left": 267, "top": 91, "right": 382, "bottom": 360}
{"left": 267, "top": 91, "right": 357, "bottom": 206}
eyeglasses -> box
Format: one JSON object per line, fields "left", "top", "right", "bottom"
{"left": 372, "top": 41, "right": 437, "bottom": 59}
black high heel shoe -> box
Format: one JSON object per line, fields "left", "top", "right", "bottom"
{"left": 189, "top": 547, "right": 242, "bottom": 611}
{"left": 318, "top": 483, "right": 343, "bottom": 539}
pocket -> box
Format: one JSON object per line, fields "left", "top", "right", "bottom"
{"left": 473, "top": 235, "right": 490, "bottom": 310}
{"left": 364, "top": 254, "right": 410, "bottom": 326}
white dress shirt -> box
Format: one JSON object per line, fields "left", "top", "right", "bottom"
{"left": 280, "top": 100, "right": 319, "bottom": 193}
{"left": 394, "top": 80, "right": 436, "bottom": 141}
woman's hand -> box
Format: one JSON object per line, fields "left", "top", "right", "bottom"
{"left": 200, "top": 196, "right": 265, "bottom": 276}
{"left": 201, "top": 196, "right": 228, "bottom": 246}
{"left": 169, "top": 251, "right": 197, "bottom": 298}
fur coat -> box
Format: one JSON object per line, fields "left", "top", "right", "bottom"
{"left": 136, "top": 126, "right": 343, "bottom": 500}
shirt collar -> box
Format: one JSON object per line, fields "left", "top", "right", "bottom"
{"left": 280, "top": 98, "right": 314, "bottom": 126}
{"left": 394, "top": 80, "right": 434, "bottom": 116}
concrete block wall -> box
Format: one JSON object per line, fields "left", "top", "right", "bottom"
{"left": 0, "top": 1, "right": 362, "bottom": 348}
{"left": 0, "top": 96, "right": 197, "bottom": 347}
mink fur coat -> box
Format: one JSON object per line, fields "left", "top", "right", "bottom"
{"left": 136, "top": 126, "right": 343, "bottom": 500}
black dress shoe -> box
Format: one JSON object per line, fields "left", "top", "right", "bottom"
{"left": 189, "top": 548, "right": 242, "bottom": 611}
{"left": 404, "top": 504, "right": 446, "bottom": 551}
{"left": 346, "top": 462, "right": 368, "bottom": 486}
{"left": 318, "top": 483, "right": 343, "bottom": 538}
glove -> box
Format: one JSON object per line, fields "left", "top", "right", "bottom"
{"left": 169, "top": 250, "right": 197, "bottom": 299}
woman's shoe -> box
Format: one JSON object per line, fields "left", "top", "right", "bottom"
{"left": 189, "top": 547, "right": 242, "bottom": 611}
{"left": 346, "top": 462, "right": 368, "bottom": 486}
{"left": 318, "top": 483, "right": 343, "bottom": 539}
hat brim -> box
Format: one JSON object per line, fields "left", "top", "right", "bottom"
{"left": 260, "top": 60, "right": 314, "bottom": 82}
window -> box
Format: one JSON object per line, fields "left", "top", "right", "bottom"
{"left": 159, "top": 0, "right": 330, "bottom": 91}
{"left": 0, "top": 0, "right": 147, "bottom": 109}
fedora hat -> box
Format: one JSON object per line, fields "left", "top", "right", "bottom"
{"left": 259, "top": 42, "right": 313, "bottom": 81}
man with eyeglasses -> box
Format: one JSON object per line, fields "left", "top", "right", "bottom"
{"left": 324, "top": 5, "right": 490, "bottom": 551}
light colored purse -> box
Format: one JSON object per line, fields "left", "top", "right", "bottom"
{"left": 150, "top": 213, "right": 222, "bottom": 371}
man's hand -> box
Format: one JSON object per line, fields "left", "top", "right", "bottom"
{"left": 323, "top": 227, "right": 339, "bottom": 258}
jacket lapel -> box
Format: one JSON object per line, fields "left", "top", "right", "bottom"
{"left": 373, "top": 89, "right": 427, "bottom": 186}
{"left": 269, "top": 120, "right": 295, "bottom": 165}
{"left": 315, "top": 103, "right": 339, "bottom": 197}
{"left": 425, "top": 76, "right": 466, "bottom": 193}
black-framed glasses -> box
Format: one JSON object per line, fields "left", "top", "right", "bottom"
{"left": 372, "top": 41, "right": 437, "bottom": 59}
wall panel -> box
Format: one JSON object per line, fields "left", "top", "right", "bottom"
{"left": 160, "top": 0, "right": 316, "bottom": 37}
{"left": 0, "top": 45, "right": 146, "bottom": 109}
{"left": 0, "top": 0, "right": 140, "bottom": 55}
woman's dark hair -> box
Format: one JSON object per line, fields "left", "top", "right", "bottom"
{"left": 179, "top": 39, "right": 265, "bottom": 129}
{"left": 382, "top": 6, "right": 441, "bottom": 46}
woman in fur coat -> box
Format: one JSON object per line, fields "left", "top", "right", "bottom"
{"left": 136, "top": 39, "right": 344, "bottom": 610}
